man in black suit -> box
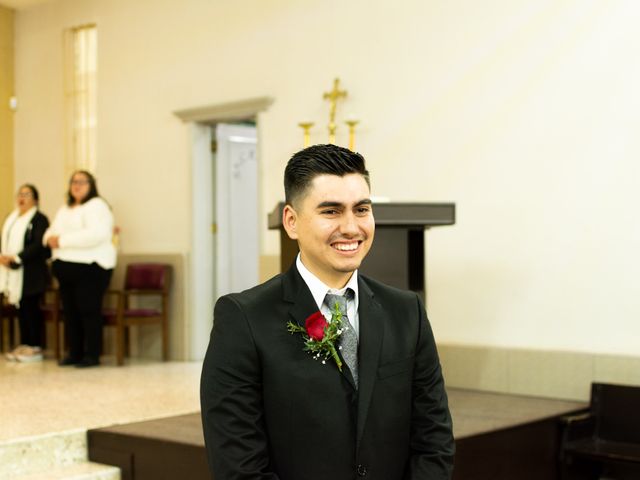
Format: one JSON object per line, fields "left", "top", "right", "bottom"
{"left": 201, "top": 144, "right": 454, "bottom": 480}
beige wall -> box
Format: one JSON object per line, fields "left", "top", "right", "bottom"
{"left": 12, "top": 1, "right": 640, "bottom": 365}
{"left": 440, "top": 344, "right": 640, "bottom": 401}
{"left": 0, "top": 5, "right": 13, "bottom": 219}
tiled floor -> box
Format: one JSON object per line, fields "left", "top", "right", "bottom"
{"left": 0, "top": 354, "right": 588, "bottom": 443}
{"left": 0, "top": 357, "right": 202, "bottom": 443}
{"left": 0, "top": 355, "right": 589, "bottom": 479}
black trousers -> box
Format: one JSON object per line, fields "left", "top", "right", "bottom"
{"left": 18, "top": 293, "right": 44, "bottom": 348}
{"left": 52, "top": 260, "right": 112, "bottom": 361}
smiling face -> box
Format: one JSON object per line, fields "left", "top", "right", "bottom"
{"left": 283, "top": 173, "right": 375, "bottom": 289}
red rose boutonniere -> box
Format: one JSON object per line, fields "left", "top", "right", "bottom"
{"left": 287, "top": 302, "right": 345, "bottom": 371}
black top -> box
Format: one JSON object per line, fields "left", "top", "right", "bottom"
{"left": 6, "top": 210, "right": 51, "bottom": 297}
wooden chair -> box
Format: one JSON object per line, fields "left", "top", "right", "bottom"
{"left": 41, "top": 286, "right": 64, "bottom": 359}
{"left": 105, "top": 263, "right": 172, "bottom": 366}
{"left": 560, "top": 382, "right": 640, "bottom": 480}
{"left": 0, "top": 293, "right": 19, "bottom": 352}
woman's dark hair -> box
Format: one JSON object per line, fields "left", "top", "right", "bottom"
{"left": 19, "top": 184, "right": 40, "bottom": 204}
{"left": 284, "top": 144, "right": 370, "bottom": 206}
{"left": 67, "top": 170, "right": 99, "bottom": 206}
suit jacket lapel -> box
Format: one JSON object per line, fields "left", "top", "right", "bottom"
{"left": 283, "top": 267, "right": 387, "bottom": 449}
{"left": 283, "top": 264, "right": 318, "bottom": 327}
{"left": 284, "top": 265, "right": 358, "bottom": 389}
{"left": 356, "top": 276, "right": 384, "bottom": 450}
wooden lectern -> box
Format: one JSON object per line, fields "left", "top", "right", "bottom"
{"left": 268, "top": 202, "right": 455, "bottom": 299}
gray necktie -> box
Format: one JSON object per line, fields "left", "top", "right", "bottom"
{"left": 324, "top": 290, "right": 358, "bottom": 388}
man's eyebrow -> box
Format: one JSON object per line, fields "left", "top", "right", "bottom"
{"left": 315, "top": 199, "right": 372, "bottom": 209}
{"left": 316, "top": 201, "right": 343, "bottom": 209}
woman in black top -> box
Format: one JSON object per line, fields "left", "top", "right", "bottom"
{"left": 0, "top": 184, "right": 50, "bottom": 362}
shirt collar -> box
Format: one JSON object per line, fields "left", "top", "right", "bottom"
{"left": 296, "top": 253, "right": 359, "bottom": 311}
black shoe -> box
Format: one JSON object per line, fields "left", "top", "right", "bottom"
{"left": 59, "top": 357, "right": 80, "bottom": 366}
{"left": 75, "top": 357, "right": 100, "bottom": 368}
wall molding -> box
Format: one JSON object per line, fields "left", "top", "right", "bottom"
{"left": 438, "top": 343, "right": 640, "bottom": 401}
{"left": 173, "top": 96, "right": 274, "bottom": 124}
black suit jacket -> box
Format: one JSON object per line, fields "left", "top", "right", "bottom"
{"left": 7, "top": 211, "right": 51, "bottom": 297}
{"left": 201, "top": 265, "right": 454, "bottom": 480}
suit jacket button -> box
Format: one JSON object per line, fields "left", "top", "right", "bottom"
{"left": 357, "top": 464, "right": 367, "bottom": 476}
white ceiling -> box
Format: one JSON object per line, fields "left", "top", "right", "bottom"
{"left": 0, "top": 0, "right": 53, "bottom": 10}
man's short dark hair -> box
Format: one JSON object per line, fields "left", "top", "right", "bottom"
{"left": 284, "top": 144, "right": 370, "bottom": 206}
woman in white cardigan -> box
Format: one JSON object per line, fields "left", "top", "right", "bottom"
{"left": 44, "top": 171, "right": 116, "bottom": 367}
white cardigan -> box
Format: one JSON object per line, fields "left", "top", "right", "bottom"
{"left": 43, "top": 197, "right": 116, "bottom": 270}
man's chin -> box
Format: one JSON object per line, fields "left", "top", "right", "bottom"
{"left": 332, "top": 259, "right": 363, "bottom": 274}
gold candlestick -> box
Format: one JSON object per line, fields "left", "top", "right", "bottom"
{"left": 345, "top": 119, "right": 359, "bottom": 151}
{"left": 298, "top": 122, "right": 314, "bottom": 147}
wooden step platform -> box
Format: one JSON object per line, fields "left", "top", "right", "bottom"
{"left": 88, "top": 388, "right": 587, "bottom": 480}
{"left": 89, "top": 414, "right": 207, "bottom": 480}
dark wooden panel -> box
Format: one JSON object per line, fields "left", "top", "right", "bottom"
{"left": 89, "top": 414, "right": 209, "bottom": 480}
{"left": 360, "top": 228, "right": 410, "bottom": 290}
{"left": 454, "top": 417, "right": 564, "bottom": 480}
{"left": 560, "top": 383, "right": 640, "bottom": 480}
{"left": 269, "top": 202, "right": 454, "bottom": 297}
{"left": 89, "top": 390, "right": 586, "bottom": 480}
{"left": 268, "top": 202, "right": 456, "bottom": 229}
{"left": 88, "top": 443, "right": 134, "bottom": 480}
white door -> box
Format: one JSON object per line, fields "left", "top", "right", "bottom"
{"left": 215, "top": 123, "right": 259, "bottom": 296}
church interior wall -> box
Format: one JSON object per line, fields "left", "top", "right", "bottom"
{"left": 8, "top": 0, "right": 640, "bottom": 393}
{"left": 0, "top": 5, "right": 14, "bottom": 218}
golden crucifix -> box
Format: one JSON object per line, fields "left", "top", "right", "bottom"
{"left": 323, "top": 78, "right": 347, "bottom": 144}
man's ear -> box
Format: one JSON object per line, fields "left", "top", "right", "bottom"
{"left": 282, "top": 204, "right": 298, "bottom": 240}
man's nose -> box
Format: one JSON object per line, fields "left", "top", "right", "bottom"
{"left": 340, "top": 212, "right": 359, "bottom": 235}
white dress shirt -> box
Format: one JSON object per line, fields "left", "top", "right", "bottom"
{"left": 295, "top": 253, "right": 360, "bottom": 339}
